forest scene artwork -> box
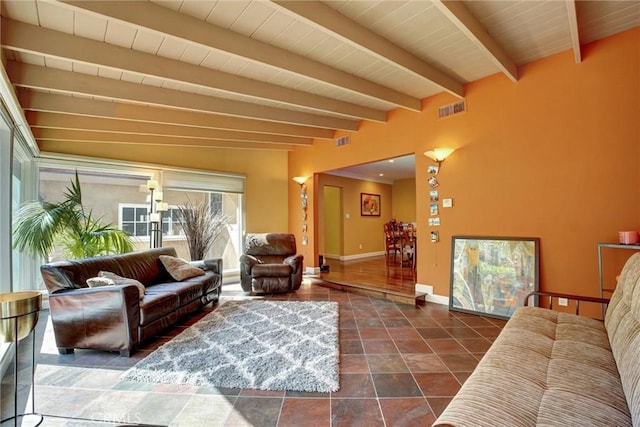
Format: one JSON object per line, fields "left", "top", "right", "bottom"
{"left": 450, "top": 236, "right": 539, "bottom": 319}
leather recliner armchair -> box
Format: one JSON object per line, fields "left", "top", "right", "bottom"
{"left": 239, "top": 233, "right": 303, "bottom": 294}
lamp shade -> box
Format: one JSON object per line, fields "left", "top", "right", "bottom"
{"left": 292, "top": 176, "right": 308, "bottom": 185}
{"left": 146, "top": 179, "right": 158, "bottom": 190}
{"left": 424, "top": 148, "right": 455, "bottom": 162}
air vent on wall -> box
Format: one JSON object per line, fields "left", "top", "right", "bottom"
{"left": 438, "top": 100, "right": 466, "bottom": 119}
{"left": 335, "top": 136, "right": 350, "bottom": 147}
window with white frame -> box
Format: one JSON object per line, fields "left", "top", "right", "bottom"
{"left": 119, "top": 204, "right": 183, "bottom": 238}
{"left": 210, "top": 192, "right": 223, "bottom": 215}
{"left": 36, "top": 159, "right": 245, "bottom": 272}
{"left": 120, "top": 204, "right": 150, "bottom": 237}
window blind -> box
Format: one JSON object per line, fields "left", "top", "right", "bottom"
{"left": 162, "top": 170, "right": 245, "bottom": 194}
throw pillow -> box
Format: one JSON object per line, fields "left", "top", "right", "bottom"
{"left": 98, "top": 271, "right": 146, "bottom": 300}
{"left": 86, "top": 276, "right": 115, "bottom": 288}
{"left": 159, "top": 255, "right": 205, "bottom": 281}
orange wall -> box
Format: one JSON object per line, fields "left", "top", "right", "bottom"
{"left": 289, "top": 28, "right": 640, "bottom": 297}
{"left": 392, "top": 178, "right": 416, "bottom": 222}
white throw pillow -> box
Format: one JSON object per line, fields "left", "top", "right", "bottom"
{"left": 159, "top": 255, "right": 205, "bottom": 281}
{"left": 86, "top": 276, "right": 115, "bottom": 288}
{"left": 98, "top": 271, "right": 146, "bottom": 300}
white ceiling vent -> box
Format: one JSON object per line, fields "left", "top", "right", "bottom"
{"left": 335, "top": 136, "right": 350, "bottom": 147}
{"left": 438, "top": 100, "right": 466, "bottom": 119}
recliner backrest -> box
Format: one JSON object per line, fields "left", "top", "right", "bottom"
{"left": 244, "top": 233, "right": 297, "bottom": 258}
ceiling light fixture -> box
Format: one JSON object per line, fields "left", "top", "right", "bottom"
{"left": 424, "top": 148, "right": 455, "bottom": 168}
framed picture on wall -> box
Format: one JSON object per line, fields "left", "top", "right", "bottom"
{"left": 360, "top": 193, "right": 381, "bottom": 216}
{"left": 450, "top": 236, "right": 540, "bottom": 320}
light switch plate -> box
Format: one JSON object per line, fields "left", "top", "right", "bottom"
{"left": 442, "top": 198, "right": 453, "bottom": 208}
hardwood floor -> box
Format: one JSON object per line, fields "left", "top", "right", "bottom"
{"left": 317, "top": 255, "right": 418, "bottom": 305}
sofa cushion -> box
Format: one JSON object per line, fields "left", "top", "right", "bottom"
{"left": 605, "top": 251, "right": 640, "bottom": 424}
{"left": 146, "top": 281, "right": 203, "bottom": 306}
{"left": 433, "top": 306, "right": 632, "bottom": 427}
{"left": 98, "top": 271, "right": 146, "bottom": 300}
{"left": 252, "top": 264, "right": 291, "bottom": 278}
{"left": 139, "top": 292, "right": 180, "bottom": 326}
{"left": 159, "top": 255, "right": 205, "bottom": 281}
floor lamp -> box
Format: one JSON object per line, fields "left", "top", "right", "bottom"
{"left": 146, "top": 180, "right": 168, "bottom": 249}
{"left": 0, "top": 291, "right": 43, "bottom": 427}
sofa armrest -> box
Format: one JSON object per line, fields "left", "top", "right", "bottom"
{"left": 525, "top": 290, "right": 610, "bottom": 317}
{"left": 284, "top": 254, "right": 304, "bottom": 291}
{"left": 239, "top": 255, "right": 261, "bottom": 291}
{"left": 190, "top": 258, "right": 223, "bottom": 275}
{"left": 48, "top": 285, "right": 140, "bottom": 354}
{"left": 283, "top": 254, "right": 303, "bottom": 274}
{"left": 239, "top": 254, "right": 261, "bottom": 270}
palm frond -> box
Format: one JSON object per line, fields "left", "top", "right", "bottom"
{"left": 13, "top": 170, "right": 135, "bottom": 260}
{"left": 12, "top": 200, "right": 70, "bottom": 258}
{"left": 62, "top": 170, "right": 83, "bottom": 207}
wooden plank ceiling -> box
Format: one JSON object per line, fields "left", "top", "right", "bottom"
{"left": 1, "top": 0, "right": 638, "bottom": 152}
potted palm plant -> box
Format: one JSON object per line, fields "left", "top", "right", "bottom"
{"left": 176, "top": 196, "right": 227, "bottom": 261}
{"left": 13, "top": 171, "right": 135, "bottom": 260}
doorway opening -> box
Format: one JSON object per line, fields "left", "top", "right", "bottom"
{"left": 317, "top": 154, "right": 417, "bottom": 299}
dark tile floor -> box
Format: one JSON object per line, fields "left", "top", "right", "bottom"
{"left": 1, "top": 281, "right": 505, "bottom": 426}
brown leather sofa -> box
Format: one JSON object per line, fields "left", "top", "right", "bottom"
{"left": 239, "top": 233, "right": 303, "bottom": 294}
{"left": 40, "top": 247, "right": 222, "bottom": 356}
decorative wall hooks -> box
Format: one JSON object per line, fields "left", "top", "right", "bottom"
{"left": 293, "top": 177, "right": 309, "bottom": 245}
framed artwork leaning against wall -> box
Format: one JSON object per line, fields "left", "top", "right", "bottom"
{"left": 449, "top": 236, "right": 540, "bottom": 319}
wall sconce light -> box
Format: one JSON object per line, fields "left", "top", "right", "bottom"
{"left": 424, "top": 148, "right": 455, "bottom": 167}
{"left": 292, "top": 176, "right": 308, "bottom": 187}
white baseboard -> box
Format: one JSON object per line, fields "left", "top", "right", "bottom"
{"left": 425, "top": 293, "right": 449, "bottom": 305}
{"left": 306, "top": 266, "right": 321, "bottom": 275}
{"left": 340, "top": 251, "right": 385, "bottom": 261}
{"left": 415, "top": 284, "right": 433, "bottom": 295}
{"left": 415, "top": 283, "right": 448, "bottom": 306}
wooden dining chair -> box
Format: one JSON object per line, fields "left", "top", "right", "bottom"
{"left": 384, "top": 223, "right": 401, "bottom": 263}
{"left": 401, "top": 224, "right": 417, "bottom": 269}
